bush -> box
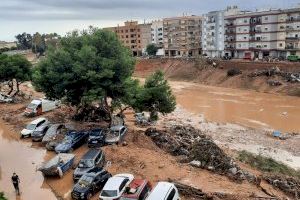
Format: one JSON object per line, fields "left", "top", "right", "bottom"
{"left": 238, "top": 151, "right": 300, "bottom": 179}
{"left": 227, "top": 68, "right": 241, "bottom": 76}
{"left": 0, "top": 192, "right": 7, "bottom": 200}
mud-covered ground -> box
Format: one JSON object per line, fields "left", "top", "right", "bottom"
{"left": 0, "top": 82, "right": 297, "bottom": 200}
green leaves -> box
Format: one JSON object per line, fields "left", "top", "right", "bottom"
{"left": 33, "top": 28, "right": 135, "bottom": 107}
{"left": 146, "top": 44, "right": 159, "bottom": 56}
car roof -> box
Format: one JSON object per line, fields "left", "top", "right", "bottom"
{"left": 30, "top": 117, "right": 47, "bottom": 125}
{"left": 81, "top": 149, "right": 102, "bottom": 159}
{"left": 103, "top": 176, "right": 126, "bottom": 191}
{"left": 147, "top": 182, "right": 174, "bottom": 199}
{"left": 122, "top": 179, "right": 147, "bottom": 197}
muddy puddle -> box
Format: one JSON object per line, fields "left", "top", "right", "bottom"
{"left": 172, "top": 81, "right": 300, "bottom": 133}
{"left": 0, "top": 120, "right": 57, "bottom": 200}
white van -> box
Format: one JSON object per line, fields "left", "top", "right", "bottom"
{"left": 146, "top": 182, "right": 180, "bottom": 200}
{"left": 24, "top": 98, "right": 60, "bottom": 117}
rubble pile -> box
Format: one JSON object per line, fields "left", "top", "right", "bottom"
{"left": 248, "top": 67, "right": 300, "bottom": 83}
{"left": 263, "top": 174, "right": 300, "bottom": 198}
{"left": 170, "top": 180, "right": 211, "bottom": 200}
{"left": 145, "top": 125, "right": 257, "bottom": 182}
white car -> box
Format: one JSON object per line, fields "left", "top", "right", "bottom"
{"left": 99, "top": 173, "right": 134, "bottom": 200}
{"left": 146, "top": 182, "right": 180, "bottom": 200}
{"left": 20, "top": 117, "right": 50, "bottom": 138}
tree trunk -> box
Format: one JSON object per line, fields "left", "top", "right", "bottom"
{"left": 150, "top": 110, "right": 158, "bottom": 122}
{"left": 15, "top": 81, "right": 20, "bottom": 96}
{"left": 7, "top": 80, "right": 14, "bottom": 95}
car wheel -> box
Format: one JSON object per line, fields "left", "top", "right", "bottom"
{"left": 20, "top": 134, "right": 24, "bottom": 139}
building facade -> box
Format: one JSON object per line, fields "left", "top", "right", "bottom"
{"left": 202, "top": 11, "right": 225, "bottom": 57}
{"left": 151, "top": 20, "right": 164, "bottom": 48}
{"left": 105, "top": 21, "right": 151, "bottom": 56}
{"left": 224, "top": 7, "right": 300, "bottom": 59}
{"left": 163, "top": 16, "right": 203, "bottom": 57}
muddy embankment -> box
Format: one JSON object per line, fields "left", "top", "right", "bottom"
{"left": 134, "top": 58, "right": 300, "bottom": 96}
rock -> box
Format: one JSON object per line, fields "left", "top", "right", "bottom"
{"left": 207, "top": 166, "right": 215, "bottom": 171}
{"left": 189, "top": 160, "right": 202, "bottom": 168}
{"left": 122, "top": 141, "right": 128, "bottom": 146}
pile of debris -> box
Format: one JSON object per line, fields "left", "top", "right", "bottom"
{"left": 263, "top": 174, "right": 300, "bottom": 199}
{"left": 248, "top": 67, "right": 300, "bottom": 83}
{"left": 145, "top": 125, "right": 257, "bottom": 182}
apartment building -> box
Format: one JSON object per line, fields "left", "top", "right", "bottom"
{"left": 202, "top": 11, "right": 225, "bottom": 57}
{"left": 151, "top": 20, "right": 164, "bottom": 48}
{"left": 163, "top": 15, "right": 203, "bottom": 57}
{"left": 224, "top": 9, "right": 294, "bottom": 59}
{"left": 105, "top": 21, "right": 151, "bottom": 56}
{"left": 284, "top": 7, "right": 300, "bottom": 56}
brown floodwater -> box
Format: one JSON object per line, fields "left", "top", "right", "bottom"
{"left": 173, "top": 82, "right": 300, "bottom": 133}
{"left": 0, "top": 120, "right": 57, "bottom": 200}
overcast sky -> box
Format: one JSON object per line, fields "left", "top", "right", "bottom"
{"left": 1, "top": 0, "right": 299, "bottom": 41}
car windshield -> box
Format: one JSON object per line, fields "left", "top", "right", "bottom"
{"left": 33, "top": 131, "right": 42, "bottom": 135}
{"left": 27, "top": 103, "right": 37, "bottom": 110}
{"left": 101, "top": 190, "right": 118, "bottom": 197}
{"left": 26, "top": 124, "right": 36, "bottom": 130}
{"left": 90, "top": 130, "right": 101, "bottom": 136}
{"left": 78, "top": 159, "right": 94, "bottom": 168}
{"left": 78, "top": 176, "right": 93, "bottom": 187}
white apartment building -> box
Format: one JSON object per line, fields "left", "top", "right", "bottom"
{"left": 202, "top": 10, "right": 225, "bottom": 58}
{"left": 151, "top": 20, "right": 164, "bottom": 48}
{"left": 224, "top": 7, "right": 300, "bottom": 59}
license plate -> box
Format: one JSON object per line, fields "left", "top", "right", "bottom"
{"left": 92, "top": 141, "right": 97, "bottom": 143}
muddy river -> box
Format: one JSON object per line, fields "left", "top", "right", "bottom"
{"left": 172, "top": 81, "right": 300, "bottom": 133}
{"left": 0, "top": 121, "right": 56, "bottom": 200}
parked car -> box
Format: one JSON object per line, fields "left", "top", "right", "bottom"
{"left": 24, "top": 98, "right": 60, "bottom": 117}
{"left": 20, "top": 117, "right": 50, "bottom": 138}
{"left": 87, "top": 129, "right": 107, "bottom": 148}
{"left": 32, "top": 124, "right": 50, "bottom": 142}
{"left": 43, "top": 124, "right": 70, "bottom": 150}
{"left": 146, "top": 182, "right": 180, "bottom": 200}
{"left": 99, "top": 173, "right": 134, "bottom": 200}
{"left": 38, "top": 153, "right": 75, "bottom": 178}
{"left": 71, "top": 167, "right": 112, "bottom": 200}
{"left": 55, "top": 131, "right": 88, "bottom": 153}
{"left": 120, "top": 179, "right": 152, "bottom": 200}
{"left": 105, "top": 125, "right": 128, "bottom": 145}
{"left": 73, "top": 149, "right": 106, "bottom": 182}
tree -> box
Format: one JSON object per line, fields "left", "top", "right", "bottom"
{"left": 33, "top": 28, "right": 136, "bottom": 121}
{"left": 135, "top": 70, "right": 176, "bottom": 121}
{"left": 15, "top": 32, "right": 32, "bottom": 50}
{"left": 146, "top": 44, "right": 158, "bottom": 56}
{"left": 32, "top": 32, "right": 46, "bottom": 56}
{"left": 0, "top": 54, "right": 32, "bottom": 95}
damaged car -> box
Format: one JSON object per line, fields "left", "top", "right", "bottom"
{"left": 73, "top": 149, "right": 106, "bottom": 182}
{"left": 105, "top": 125, "right": 128, "bottom": 145}
{"left": 55, "top": 131, "right": 89, "bottom": 153}
{"left": 71, "top": 167, "right": 112, "bottom": 200}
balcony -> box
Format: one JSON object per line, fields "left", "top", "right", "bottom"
{"left": 286, "top": 37, "right": 300, "bottom": 41}
{"left": 286, "top": 46, "right": 299, "bottom": 50}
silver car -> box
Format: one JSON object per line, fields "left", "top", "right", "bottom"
{"left": 105, "top": 125, "right": 128, "bottom": 144}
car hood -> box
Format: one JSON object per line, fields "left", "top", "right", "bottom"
{"left": 55, "top": 143, "right": 72, "bottom": 152}
{"left": 74, "top": 167, "right": 91, "bottom": 176}
{"left": 21, "top": 129, "right": 33, "bottom": 136}
{"left": 32, "top": 132, "right": 44, "bottom": 137}
{"left": 105, "top": 133, "right": 119, "bottom": 143}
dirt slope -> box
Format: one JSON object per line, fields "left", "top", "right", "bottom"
{"left": 134, "top": 58, "right": 300, "bottom": 96}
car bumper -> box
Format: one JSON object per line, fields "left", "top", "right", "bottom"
{"left": 32, "top": 136, "right": 43, "bottom": 142}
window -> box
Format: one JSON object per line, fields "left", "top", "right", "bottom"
{"left": 265, "top": 27, "right": 268, "bottom": 31}
{"left": 119, "top": 179, "right": 129, "bottom": 191}
{"left": 265, "top": 17, "right": 268, "bottom": 20}
{"left": 167, "top": 189, "right": 176, "bottom": 200}
{"left": 279, "top": 43, "right": 283, "bottom": 47}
